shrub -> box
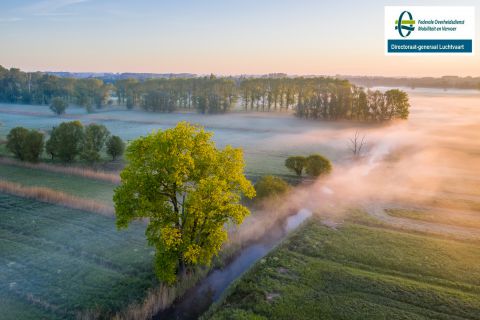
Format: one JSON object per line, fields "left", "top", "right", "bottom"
{"left": 254, "top": 175, "right": 289, "bottom": 200}
{"left": 305, "top": 154, "right": 332, "bottom": 177}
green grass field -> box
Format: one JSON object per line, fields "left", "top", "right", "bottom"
{"left": 0, "top": 164, "right": 115, "bottom": 205}
{"left": 205, "top": 216, "right": 480, "bottom": 320}
{"left": 0, "top": 193, "right": 156, "bottom": 319}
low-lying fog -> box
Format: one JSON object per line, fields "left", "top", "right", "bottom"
{"left": 1, "top": 87, "right": 479, "bottom": 232}
{"left": 231, "top": 87, "right": 480, "bottom": 242}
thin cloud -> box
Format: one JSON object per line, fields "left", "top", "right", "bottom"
{"left": 22, "top": 0, "right": 91, "bottom": 16}
{"left": 0, "top": 17, "right": 22, "bottom": 22}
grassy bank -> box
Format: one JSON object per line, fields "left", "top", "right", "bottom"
{"left": 205, "top": 216, "right": 480, "bottom": 319}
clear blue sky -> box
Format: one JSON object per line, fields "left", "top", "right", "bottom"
{"left": 0, "top": 0, "right": 478, "bottom": 76}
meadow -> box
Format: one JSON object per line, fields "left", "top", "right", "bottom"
{"left": 0, "top": 88, "right": 479, "bottom": 318}
{"left": 0, "top": 193, "right": 155, "bottom": 319}
{"left": 205, "top": 216, "right": 480, "bottom": 320}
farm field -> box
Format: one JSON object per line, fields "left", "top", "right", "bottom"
{"left": 0, "top": 193, "right": 155, "bottom": 319}
{"left": 205, "top": 216, "right": 480, "bottom": 320}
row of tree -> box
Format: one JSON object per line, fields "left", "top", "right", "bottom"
{"left": 6, "top": 122, "right": 125, "bottom": 163}
{"left": 116, "top": 75, "right": 237, "bottom": 114}
{"left": 0, "top": 66, "right": 111, "bottom": 109}
{"left": 240, "top": 78, "right": 410, "bottom": 121}
{"left": 0, "top": 66, "right": 410, "bottom": 121}
{"left": 117, "top": 76, "right": 410, "bottom": 120}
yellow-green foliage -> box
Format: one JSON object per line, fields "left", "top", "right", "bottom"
{"left": 114, "top": 121, "right": 255, "bottom": 284}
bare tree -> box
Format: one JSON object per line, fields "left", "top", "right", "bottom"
{"left": 349, "top": 130, "right": 366, "bottom": 157}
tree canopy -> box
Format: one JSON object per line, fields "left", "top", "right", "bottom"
{"left": 106, "top": 135, "right": 125, "bottom": 160}
{"left": 49, "top": 97, "right": 68, "bottom": 115}
{"left": 285, "top": 156, "right": 306, "bottom": 176}
{"left": 113, "top": 122, "right": 255, "bottom": 284}
{"left": 81, "top": 123, "right": 110, "bottom": 163}
{"left": 6, "top": 127, "right": 44, "bottom": 162}
{"left": 46, "top": 121, "right": 84, "bottom": 162}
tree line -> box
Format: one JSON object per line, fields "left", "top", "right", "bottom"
{"left": 0, "top": 65, "right": 410, "bottom": 121}
{"left": 240, "top": 78, "right": 409, "bottom": 121}
{"left": 6, "top": 122, "right": 125, "bottom": 163}
{"left": 116, "top": 75, "right": 237, "bottom": 114}
{"left": 0, "top": 66, "right": 111, "bottom": 111}
{"left": 117, "top": 76, "right": 409, "bottom": 120}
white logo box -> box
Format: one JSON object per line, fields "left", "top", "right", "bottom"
{"left": 385, "top": 6, "right": 475, "bottom": 55}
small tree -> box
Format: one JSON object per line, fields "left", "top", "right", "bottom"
{"left": 6, "top": 127, "right": 29, "bottom": 160}
{"left": 285, "top": 156, "right": 306, "bottom": 176}
{"left": 305, "top": 154, "right": 332, "bottom": 177}
{"left": 81, "top": 123, "right": 110, "bottom": 163}
{"left": 46, "top": 121, "right": 84, "bottom": 162}
{"left": 50, "top": 97, "right": 68, "bottom": 115}
{"left": 114, "top": 122, "right": 255, "bottom": 284}
{"left": 106, "top": 135, "right": 125, "bottom": 160}
{"left": 254, "top": 175, "right": 289, "bottom": 200}
{"left": 6, "top": 127, "right": 44, "bottom": 162}
{"left": 349, "top": 130, "right": 366, "bottom": 158}
{"left": 24, "top": 130, "right": 44, "bottom": 162}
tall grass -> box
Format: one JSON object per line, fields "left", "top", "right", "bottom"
{"left": 0, "top": 180, "right": 114, "bottom": 216}
{"left": 0, "top": 157, "right": 120, "bottom": 184}
{"left": 111, "top": 270, "right": 207, "bottom": 320}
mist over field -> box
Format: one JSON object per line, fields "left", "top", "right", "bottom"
{"left": 1, "top": 84, "right": 480, "bottom": 318}
{"left": 231, "top": 88, "right": 480, "bottom": 243}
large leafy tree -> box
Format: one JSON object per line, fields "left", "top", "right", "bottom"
{"left": 114, "top": 122, "right": 255, "bottom": 284}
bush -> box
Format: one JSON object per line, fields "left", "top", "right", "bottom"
{"left": 305, "top": 154, "right": 332, "bottom": 177}
{"left": 254, "top": 175, "right": 289, "bottom": 200}
{"left": 6, "top": 127, "right": 44, "bottom": 162}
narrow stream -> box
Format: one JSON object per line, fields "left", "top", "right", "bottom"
{"left": 153, "top": 208, "right": 312, "bottom": 320}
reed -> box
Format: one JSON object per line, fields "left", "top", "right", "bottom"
{"left": 0, "top": 180, "right": 114, "bottom": 216}
{"left": 0, "top": 157, "right": 120, "bottom": 184}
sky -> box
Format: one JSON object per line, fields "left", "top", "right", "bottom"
{"left": 0, "top": 0, "right": 479, "bottom": 76}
